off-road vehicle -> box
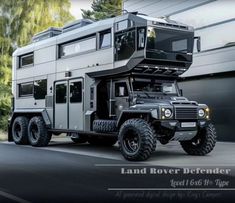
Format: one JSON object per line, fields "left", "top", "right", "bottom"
{"left": 9, "top": 12, "right": 216, "bottom": 161}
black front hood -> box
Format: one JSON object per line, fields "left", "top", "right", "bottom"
{"left": 130, "top": 96, "right": 198, "bottom": 110}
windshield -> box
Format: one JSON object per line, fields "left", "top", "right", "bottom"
{"left": 132, "top": 78, "right": 177, "bottom": 95}
{"left": 147, "top": 27, "right": 193, "bottom": 54}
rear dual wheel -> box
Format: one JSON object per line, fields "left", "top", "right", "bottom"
{"left": 12, "top": 116, "right": 51, "bottom": 147}
{"left": 28, "top": 116, "right": 52, "bottom": 147}
{"left": 12, "top": 116, "right": 29, "bottom": 145}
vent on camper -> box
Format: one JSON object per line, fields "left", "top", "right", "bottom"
{"left": 32, "top": 27, "right": 62, "bottom": 42}
{"left": 152, "top": 21, "right": 188, "bottom": 30}
{"left": 62, "top": 19, "right": 94, "bottom": 33}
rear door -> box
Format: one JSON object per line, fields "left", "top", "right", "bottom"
{"left": 54, "top": 81, "right": 68, "bottom": 129}
{"left": 69, "top": 78, "right": 83, "bottom": 130}
{"left": 54, "top": 78, "right": 84, "bottom": 130}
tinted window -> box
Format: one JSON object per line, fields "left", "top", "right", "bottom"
{"left": 132, "top": 79, "right": 177, "bottom": 95}
{"left": 172, "top": 39, "right": 187, "bottom": 52}
{"left": 56, "top": 84, "right": 67, "bottom": 103}
{"left": 60, "top": 36, "right": 96, "bottom": 57}
{"left": 70, "top": 81, "right": 82, "bottom": 103}
{"left": 99, "top": 30, "right": 111, "bottom": 49}
{"left": 115, "top": 82, "right": 128, "bottom": 97}
{"left": 19, "top": 82, "right": 33, "bottom": 97}
{"left": 20, "top": 53, "right": 33, "bottom": 68}
{"left": 147, "top": 27, "right": 193, "bottom": 53}
{"left": 34, "top": 79, "right": 47, "bottom": 100}
{"left": 115, "top": 29, "right": 135, "bottom": 61}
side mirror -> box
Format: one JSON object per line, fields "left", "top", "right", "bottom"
{"left": 179, "top": 89, "right": 183, "bottom": 96}
{"left": 194, "top": 36, "right": 201, "bottom": 52}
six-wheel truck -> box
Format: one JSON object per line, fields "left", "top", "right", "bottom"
{"left": 8, "top": 12, "right": 216, "bottom": 161}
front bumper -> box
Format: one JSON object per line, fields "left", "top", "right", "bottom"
{"left": 158, "top": 120, "right": 209, "bottom": 141}
{"left": 160, "top": 119, "right": 208, "bottom": 131}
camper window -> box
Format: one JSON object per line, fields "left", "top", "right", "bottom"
{"left": 19, "top": 82, "right": 33, "bottom": 97}
{"left": 56, "top": 84, "right": 67, "bottom": 103}
{"left": 19, "top": 53, "right": 33, "bottom": 68}
{"left": 115, "top": 29, "right": 135, "bottom": 61}
{"left": 60, "top": 36, "right": 96, "bottom": 57}
{"left": 34, "top": 79, "right": 47, "bottom": 100}
{"left": 99, "top": 29, "right": 111, "bottom": 49}
{"left": 70, "top": 81, "right": 82, "bottom": 103}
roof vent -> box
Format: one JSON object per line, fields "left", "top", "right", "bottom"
{"left": 32, "top": 27, "right": 62, "bottom": 42}
{"left": 62, "top": 19, "right": 94, "bottom": 33}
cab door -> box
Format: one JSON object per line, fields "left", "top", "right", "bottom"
{"left": 68, "top": 78, "right": 83, "bottom": 130}
{"left": 113, "top": 81, "right": 130, "bottom": 117}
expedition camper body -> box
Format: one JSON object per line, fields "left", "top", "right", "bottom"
{"left": 9, "top": 13, "right": 216, "bottom": 161}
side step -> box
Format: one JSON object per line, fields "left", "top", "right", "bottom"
{"left": 48, "top": 129, "right": 117, "bottom": 137}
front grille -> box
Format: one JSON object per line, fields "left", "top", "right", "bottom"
{"left": 175, "top": 107, "right": 197, "bottom": 120}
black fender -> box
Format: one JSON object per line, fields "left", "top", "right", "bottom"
{"left": 117, "top": 109, "right": 159, "bottom": 128}
{"left": 8, "top": 109, "right": 51, "bottom": 142}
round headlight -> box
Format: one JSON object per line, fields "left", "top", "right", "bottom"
{"left": 198, "top": 109, "right": 205, "bottom": 117}
{"left": 164, "top": 109, "right": 172, "bottom": 118}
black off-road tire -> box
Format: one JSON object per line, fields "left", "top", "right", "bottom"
{"left": 88, "top": 136, "right": 117, "bottom": 146}
{"left": 28, "top": 116, "right": 52, "bottom": 147}
{"left": 180, "top": 123, "right": 216, "bottom": 156}
{"left": 118, "top": 119, "right": 156, "bottom": 161}
{"left": 93, "top": 120, "right": 117, "bottom": 133}
{"left": 12, "top": 116, "right": 29, "bottom": 145}
{"left": 70, "top": 133, "right": 87, "bottom": 144}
